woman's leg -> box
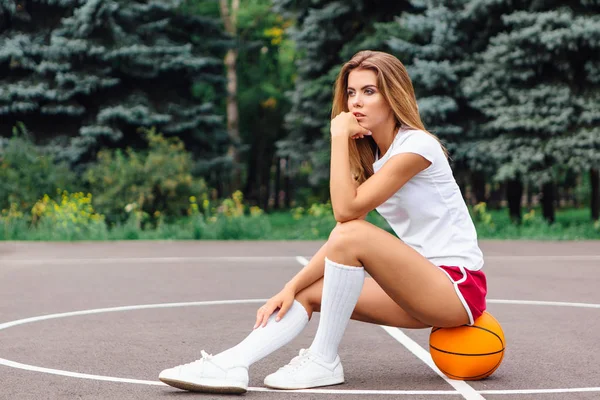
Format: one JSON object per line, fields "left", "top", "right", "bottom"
{"left": 211, "top": 299, "right": 309, "bottom": 367}
{"left": 159, "top": 241, "right": 327, "bottom": 393}
{"left": 325, "top": 220, "right": 469, "bottom": 327}
{"left": 296, "top": 277, "right": 429, "bottom": 329}
{"left": 263, "top": 220, "right": 468, "bottom": 390}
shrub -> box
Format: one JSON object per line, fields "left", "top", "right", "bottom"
{"left": 187, "top": 190, "right": 271, "bottom": 240}
{"left": 0, "top": 124, "right": 76, "bottom": 211}
{"left": 30, "top": 191, "right": 108, "bottom": 241}
{"left": 0, "top": 203, "right": 29, "bottom": 240}
{"left": 85, "top": 128, "right": 208, "bottom": 223}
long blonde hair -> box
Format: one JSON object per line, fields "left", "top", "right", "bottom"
{"left": 331, "top": 50, "right": 447, "bottom": 184}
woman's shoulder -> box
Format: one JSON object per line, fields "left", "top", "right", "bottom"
{"left": 393, "top": 128, "right": 445, "bottom": 159}
{"left": 397, "top": 127, "right": 439, "bottom": 146}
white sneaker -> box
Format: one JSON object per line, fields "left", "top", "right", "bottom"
{"left": 264, "top": 349, "right": 344, "bottom": 390}
{"left": 159, "top": 350, "right": 248, "bottom": 394}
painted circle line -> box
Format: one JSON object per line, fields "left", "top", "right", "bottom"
{"left": 0, "top": 299, "right": 599, "bottom": 396}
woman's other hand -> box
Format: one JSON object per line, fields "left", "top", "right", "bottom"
{"left": 254, "top": 286, "right": 296, "bottom": 329}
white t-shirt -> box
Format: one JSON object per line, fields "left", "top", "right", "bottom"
{"left": 373, "top": 128, "right": 484, "bottom": 271}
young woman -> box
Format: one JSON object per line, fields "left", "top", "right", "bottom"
{"left": 158, "top": 50, "right": 486, "bottom": 394}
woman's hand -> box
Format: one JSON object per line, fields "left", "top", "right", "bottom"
{"left": 254, "top": 285, "right": 297, "bottom": 329}
{"left": 331, "top": 112, "right": 371, "bottom": 139}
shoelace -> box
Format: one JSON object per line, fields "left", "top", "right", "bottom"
{"left": 181, "top": 350, "right": 213, "bottom": 368}
{"left": 279, "top": 349, "right": 311, "bottom": 372}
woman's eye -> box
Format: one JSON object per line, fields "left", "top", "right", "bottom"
{"left": 347, "top": 91, "right": 355, "bottom": 97}
{"left": 365, "top": 89, "right": 374, "bottom": 95}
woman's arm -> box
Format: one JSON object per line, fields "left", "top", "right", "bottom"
{"left": 284, "top": 240, "right": 328, "bottom": 294}
{"left": 255, "top": 183, "right": 367, "bottom": 327}
{"left": 285, "top": 180, "right": 368, "bottom": 294}
{"left": 330, "top": 136, "right": 430, "bottom": 222}
{"left": 329, "top": 112, "right": 431, "bottom": 223}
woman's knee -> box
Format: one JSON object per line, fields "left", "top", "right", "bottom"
{"left": 329, "top": 220, "right": 363, "bottom": 244}
{"left": 328, "top": 220, "right": 366, "bottom": 254}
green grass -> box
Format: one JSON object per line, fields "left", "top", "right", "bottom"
{"left": 259, "top": 208, "right": 600, "bottom": 241}
{"left": 470, "top": 207, "right": 600, "bottom": 240}
{"left": 1, "top": 207, "right": 598, "bottom": 241}
{"left": 267, "top": 207, "right": 600, "bottom": 241}
{"left": 267, "top": 210, "right": 393, "bottom": 240}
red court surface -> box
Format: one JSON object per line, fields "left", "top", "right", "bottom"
{"left": 1, "top": 240, "right": 599, "bottom": 400}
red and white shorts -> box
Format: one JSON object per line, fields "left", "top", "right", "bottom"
{"left": 438, "top": 265, "right": 487, "bottom": 325}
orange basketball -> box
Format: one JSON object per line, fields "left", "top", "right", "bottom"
{"left": 429, "top": 311, "right": 505, "bottom": 380}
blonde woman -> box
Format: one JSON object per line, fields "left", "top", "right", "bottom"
{"left": 159, "top": 50, "right": 486, "bottom": 393}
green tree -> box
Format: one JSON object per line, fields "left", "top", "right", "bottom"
{"left": 185, "top": 0, "right": 296, "bottom": 209}
{"left": 377, "top": 0, "right": 488, "bottom": 202}
{"left": 463, "top": 3, "right": 600, "bottom": 222}
{"left": 377, "top": 0, "right": 600, "bottom": 223}
{"left": 272, "top": 0, "right": 410, "bottom": 202}
{"left": 378, "top": 0, "right": 536, "bottom": 220}
{"left": 236, "top": 0, "right": 296, "bottom": 209}
{"left": 0, "top": 0, "right": 229, "bottom": 185}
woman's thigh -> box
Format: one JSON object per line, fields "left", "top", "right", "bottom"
{"left": 298, "top": 277, "right": 430, "bottom": 329}
{"left": 327, "top": 220, "right": 470, "bottom": 327}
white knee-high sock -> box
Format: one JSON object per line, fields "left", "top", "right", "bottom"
{"left": 309, "top": 257, "right": 365, "bottom": 363}
{"left": 211, "top": 299, "right": 309, "bottom": 368}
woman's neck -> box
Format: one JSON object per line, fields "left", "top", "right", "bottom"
{"left": 372, "top": 119, "right": 399, "bottom": 158}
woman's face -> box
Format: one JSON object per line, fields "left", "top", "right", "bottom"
{"left": 347, "top": 69, "right": 394, "bottom": 131}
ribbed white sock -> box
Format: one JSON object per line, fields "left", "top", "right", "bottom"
{"left": 211, "top": 299, "right": 309, "bottom": 368}
{"left": 309, "top": 257, "right": 365, "bottom": 363}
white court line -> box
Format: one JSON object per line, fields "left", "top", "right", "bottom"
{"left": 488, "top": 299, "right": 600, "bottom": 308}
{"left": 295, "top": 256, "right": 484, "bottom": 400}
{"left": 2, "top": 352, "right": 599, "bottom": 397}
{"left": 1, "top": 298, "right": 600, "bottom": 395}
{"left": 0, "top": 358, "right": 165, "bottom": 385}
{"left": 484, "top": 255, "right": 600, "bottom": 261}
{"left": 0, "top": 299, "right": 458, "bottom": 395}
{"left": 2, "top": 254, "right": 600, "bottom": 265}
{"left": 381, "top": 326, "right": 485, "bottom": 400}
{"left": 0, "top": 300, "right": 268, "bottom": 330}
{"left": 0, "top": 256, "right": 296, "bottom": 265}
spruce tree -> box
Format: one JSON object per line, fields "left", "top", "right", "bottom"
{"left": 463, "top": 2, "right": 600, "bottom": 222}
{"left": 379, "top": 0, "right": 533, "bottom": 214}
{"left": 0, "top": 0, "right": 229, "bottom": 179}
{"left": 378, "top": 0, "right": 600, "bottom": 223}
{"left": 272, "top": 0, "right": 409, "bottom": 198}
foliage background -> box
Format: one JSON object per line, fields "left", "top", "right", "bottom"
{"left": 0, "top": 0, "right": 598, "bottom": 240}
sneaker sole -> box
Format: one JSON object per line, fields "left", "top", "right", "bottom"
{"left": 264, "top": 376, "right": 344, "bottom": 390}
{"left": 159, "top": 377, "right": 247, "bottom": 394}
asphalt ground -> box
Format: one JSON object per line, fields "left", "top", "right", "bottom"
{"left": 0, "top": 240, "right": 599, "bottom": 400}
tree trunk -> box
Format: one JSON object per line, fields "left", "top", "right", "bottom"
{"left": 284, "top": 156, "right": 293, "bottom": 209}
{"left": 506, "top": 179, "right": 523, "bottom": 223}
{"left": 244, "top": 145, "right": 258, "bottom": 203}
{"left": 488, "top": 182, "right": 505, "bottom": 210}
{"left": 219, "top": 0, "right": 241, "bottom": 193}
{"left": 260, "top": 179, "right": 269, "bottom": 212}
{"left": 471, "top": 171, "right": 487, "bottom": 205}
{"left": 274, "top": 156, "right": 281, "bottom": 209}
{"left": 541, "top": 181, "right": 556, "bottom": 224}
{"left": 591, "top": 168, "right": 599, "bottom": 221}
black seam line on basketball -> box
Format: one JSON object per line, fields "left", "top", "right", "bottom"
{"left": 430, "top": 345, "right": 504, "bottom": 356}
{"left": 468, "top": 325, "right": 504, "bottom": 346}
{"left": 444, "top": 355, "right": 504, "bottom": 380}
{"left": 432, "top": 324, "right": 504, "bottom": 347}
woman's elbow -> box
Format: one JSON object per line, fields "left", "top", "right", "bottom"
{"left": 333, "top": 208, "right": 359, "bottom": 223}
